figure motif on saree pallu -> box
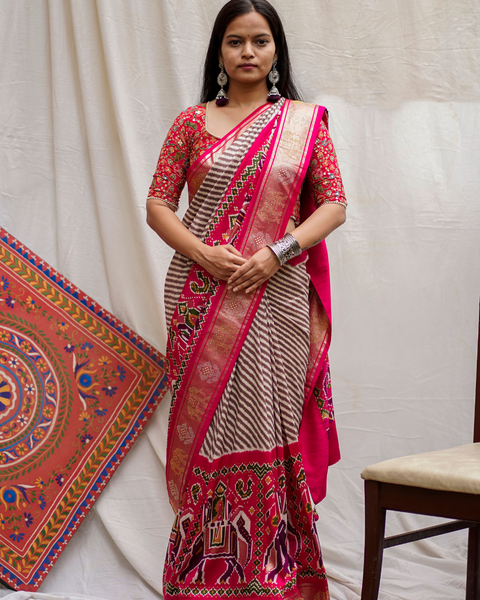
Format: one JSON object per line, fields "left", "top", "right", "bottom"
{"left": 264, "top": 491, "right": 302, "bottom": 583}
{"left": 176, "top": 483, "right": 253, "bottom": 585}
{"left": 164, "top": 449, "right": 330, "bottom": 598}
{"left": 167, "top": 511, "right": 194, "bottom": 567}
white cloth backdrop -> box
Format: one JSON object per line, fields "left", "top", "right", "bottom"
{"left": 1, "top": 0, "right": 479, "bottom": 598}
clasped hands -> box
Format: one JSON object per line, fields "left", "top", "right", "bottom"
{"left": 199, "top": 244, "right": 280, "bottom": 295}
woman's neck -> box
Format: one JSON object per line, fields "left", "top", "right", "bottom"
{"left": 225, "top": 79, "right": 270, "bottom": 109}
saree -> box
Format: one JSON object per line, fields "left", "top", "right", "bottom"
{"left": 162, "top": 99, "right": 340, "bottom": 600}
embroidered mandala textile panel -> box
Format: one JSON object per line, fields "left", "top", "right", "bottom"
{"left": 0, "top": 228, "right": 168, "bottom": 591}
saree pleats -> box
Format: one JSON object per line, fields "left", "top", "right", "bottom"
{"left": 164, "top": 263, "right": 329, "bottom": 599}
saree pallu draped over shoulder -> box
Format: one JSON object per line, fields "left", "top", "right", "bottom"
{"left": 163, "top": 99, "right": 340, "bottom": 600}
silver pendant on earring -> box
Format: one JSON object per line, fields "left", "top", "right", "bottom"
{"left": 216, "top": 62, "right": 229, "bottom": 106}
{"left": 267, "top": 59, "right": 281, "bottom": 102}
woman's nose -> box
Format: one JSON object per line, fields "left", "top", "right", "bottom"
{"left": 242, "top": 42, "right": 255, "bottom": 58}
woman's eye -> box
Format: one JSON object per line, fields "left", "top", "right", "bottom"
{"left": 257, "top": 39, "right": 268, "bottom": 46}
{"left": 228, "top": 40, "right": 241, "bottom": 46}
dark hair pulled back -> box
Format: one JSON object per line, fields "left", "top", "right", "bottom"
{"left": 200, "top": 0, "right": 301, "bottom": 103}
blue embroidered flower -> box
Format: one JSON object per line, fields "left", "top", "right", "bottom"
{"left": 117, "top": 366, "right": 126, "bottom": 382}
{"left": 81, "top": 342, "right": 94, "bottom": 350}
{"left": 55, "top": 473, "right": 65, "bottom": 486}
{"left": 5, "top": 297, "right": 15, "bottom": 308}
{"left": 10, "top": 532, "right": 24, "bottom": 541}
{"left": 38, "top": 494, "right": 46, "bottom": 510}
{"left": 94, "top": 407, "right": 107, "bottom": 417}
{"left": 79, "top": 374, "right": 92, "bottom": 387}
{"left": 24, "top": 512, "right": 33, "bottom": 528}
{"left": 64, "top": 343, "right": 75, "bottom": 353}
{"left": 3, "top": 489, "right": 16, "bottom": 504}
{"left": 1, "top": 276, "right": 9, "bottom": 290}
{"left": 102, "top": 385, "right": 117, "bottom": 397}
{"left": 81, "top": 433, "right": 93, "bottom": 445}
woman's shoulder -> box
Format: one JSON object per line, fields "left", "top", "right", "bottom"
{"left": 165, "top": 104, "right": 207, "bottom": 147}
{"left": 171, "top": 104, "right": 207, "bottom": 128}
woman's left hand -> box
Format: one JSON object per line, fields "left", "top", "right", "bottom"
{"left": 227, "top": 246, "right": 280, "bottom": 294}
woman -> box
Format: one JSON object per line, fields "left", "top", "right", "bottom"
{"left": 146, "top": 1, "right": 346, "bottom": 598}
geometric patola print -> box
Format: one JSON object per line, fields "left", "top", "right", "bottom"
{"left": 0, "top": 228, "right": 168, "bottom": 591}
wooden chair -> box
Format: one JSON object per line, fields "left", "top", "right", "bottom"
{"left": 360, "top": 303, "right": 480, "bottom": 599}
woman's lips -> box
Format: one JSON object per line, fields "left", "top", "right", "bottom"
{"left": 239, "top": 64, "right": 256, "bottom": 70}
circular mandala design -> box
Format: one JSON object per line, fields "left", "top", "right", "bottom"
{"left": 0, "top": 371, "right": 18, "bottom": 418}
{"left": 0, "top": 326, "right": 60, "bottom": 467}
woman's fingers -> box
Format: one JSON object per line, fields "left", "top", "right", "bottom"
{"left": 202, "top": 245, "right": 280, "bottom": 286}
{"left": 245, "top": 279, "right": 265, "bottom": 294}
{"left": 200, "top": 244, "right": 247, "bottom": 280}
{"left": 227, "top": 248, "right": 279, "bottom": 293}
{"left": 228, "top": 267, "right": 258, "bottom": 288}
{"left": 227, "top": 263, "right": 249, "bottom": 285}
{"left": 232, "top": 273, "right": 263, "bottom": 293}
{"left": 224, "top": 244, "right": 244, "bottom": 259}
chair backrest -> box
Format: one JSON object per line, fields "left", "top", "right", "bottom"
{"left": 474, "top": 301, "right": 480, "bottom": 443}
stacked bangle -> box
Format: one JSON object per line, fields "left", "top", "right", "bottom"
{"left": 267, "top": 233, "right": 302, "bottom": 266}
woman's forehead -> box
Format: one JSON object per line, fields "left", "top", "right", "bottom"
{"left": 223, "top": 11, "right": 273, "bottom": 38}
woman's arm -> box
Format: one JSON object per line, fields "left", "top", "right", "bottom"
{"left": 292, "top": 203, "right": 346, "bottom": 250}
{"left": 146, "top": 198, "right": 246, "bottom": 280}
{"left": 146, "top": 107, "right": 247, "bottom": 280}
{"left": 226, "top": 204, "right": 345, "bottom": 294}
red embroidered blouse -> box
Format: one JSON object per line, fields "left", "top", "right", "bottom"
{"left": 147, "top": 104, "right": 347, "bottom": 223}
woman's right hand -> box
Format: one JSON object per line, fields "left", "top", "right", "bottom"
{"left": 146, "top": 201, "right": 246, "bottom": 280}
{"left": 195, "top": 244, "right": 247, "bottom": 281}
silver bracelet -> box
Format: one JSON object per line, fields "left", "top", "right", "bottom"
{"left": 267, "top": 233, "right": 302, "bottom": 266}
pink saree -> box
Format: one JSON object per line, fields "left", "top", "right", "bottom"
{"left": 163, "top": 99, "right": 340, "bottom": 600}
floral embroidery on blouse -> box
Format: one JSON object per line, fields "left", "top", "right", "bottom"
{"left": 147, "top": 104, "right": 347, "bottom": 220}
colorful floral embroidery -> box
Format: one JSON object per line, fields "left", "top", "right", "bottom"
{"left": 147, "top": 105, "right": 216, "bottom": 210}
{"left": 0, "top": 229, "right": 167, "bottom": 590}
{"left": 307, "top": 121, "right": 347, "bottom": 210}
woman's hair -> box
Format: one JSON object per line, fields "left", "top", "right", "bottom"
{"left": 200, "top": 0, "right": 301, "bottom": 103}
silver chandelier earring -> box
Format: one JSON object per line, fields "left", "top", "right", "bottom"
{"left": 216, "top": 62, "right": 229, "bottom": 106}
{"left": 267, "top": 60, "right": 281, "bottom": 102}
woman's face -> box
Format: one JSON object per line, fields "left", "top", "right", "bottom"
{"left": 219, "top": 11, "right": 277, "bottom": 88}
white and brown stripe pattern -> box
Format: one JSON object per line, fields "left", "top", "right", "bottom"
{"left": 164, "top": 100, "right": 284, "bottom": 328}
{"left": 200, "top": 261, "right": 311, "bottom": 460}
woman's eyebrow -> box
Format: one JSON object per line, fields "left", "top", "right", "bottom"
{"left": 225, "top": 33, "right": 272, "bottom": 38}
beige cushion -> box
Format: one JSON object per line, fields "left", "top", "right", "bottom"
{"left": 361, "top": 443, "right": 480, "bottom": 495}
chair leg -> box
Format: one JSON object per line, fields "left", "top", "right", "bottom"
{"left": 467, "top": 524, "right": 480, "bottom": 600}
{"left": 361, "top": 480, "right": 386, "bottom": 600}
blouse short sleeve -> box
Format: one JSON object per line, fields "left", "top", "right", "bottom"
{"left": 146, "top": 111, "right": 191, "bottom": 211}
{"left": 306, "top": 119, "right": 347, "bottom": 209}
